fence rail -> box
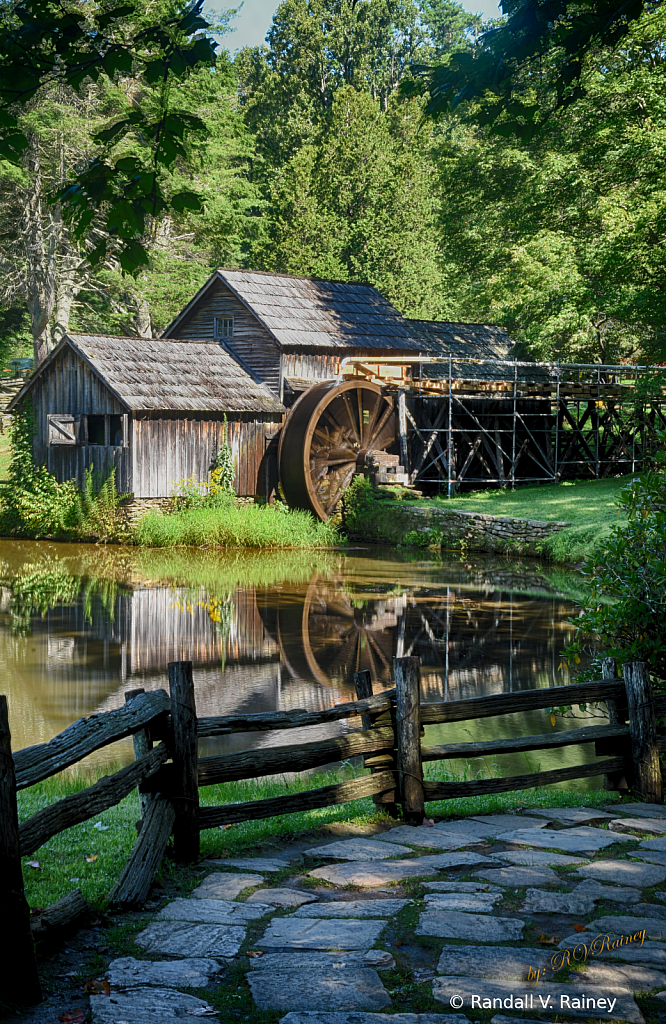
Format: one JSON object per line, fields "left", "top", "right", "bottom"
{"left": 1, "top": 655, "right": 663, "bottom": 1007}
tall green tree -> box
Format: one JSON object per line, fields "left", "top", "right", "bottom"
{"left": 433, "top": 5, "right": 666, "bottom": 363}
{"left": 255, "top": 87, "right": 446, "bottom": 318}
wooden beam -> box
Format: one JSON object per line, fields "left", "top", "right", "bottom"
{"left": 420, "top": 679, "right": 624, "bottom": 725}
{"left": 394, "top": 657, "right": 425, "bottom": 825}
{"left": 423, "top": 757, "right": 628, "bottom": 800}
{"left": 198, "top": 691, "right": 395, "bottom": 736}
{"left": 108, "top": 795, "right": 176, "bottom": 907}
{"left": 168, "top": 661, "right": 199, "bottom": 862}
{"left": 19, "top": 743, "right": 168, "bottom": 857}
{"left": 199, "top": 771, "right": 396, "bottom": 828}
{"left": 624, "top": 661, "right": 663, "bottom": 804}
{"left": 421, "top": 723, "right": 630, "bottom": 761}
{"left": 14, "top": 690, "right": 170, "bottom": 790}
{"left": 0, "top": 695, "right": 42, "bottom": 1004}
{"left": 30, "top": 889, "right": 90, "bottom": 941}
{"left": 197, "top": 727, "right": 395, "bottom": 787}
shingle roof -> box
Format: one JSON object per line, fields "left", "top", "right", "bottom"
{"left": 222, "top": 270, "right": 429, "bottom": 351}
{"left": 410, "top": 321, "right": 512, "bottom": 362}
{"left": 165, "top": 269, "right": 515, "bottom": 360}
{"left": 8, "top": 335, "right": 285, "bottom": 414}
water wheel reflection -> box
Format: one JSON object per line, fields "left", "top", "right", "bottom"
{"left": 259, "top": 574, "right": 574, "bottom": 701}
{"left": 259, "top": 576, "right": 405, "bottom": 691}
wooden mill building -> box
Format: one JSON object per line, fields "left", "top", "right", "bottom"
{"left": 9, "top": 270, "right": 512, "bottom": 501}
{"left": 8, "top": 333, "right": 284, "bottom": 499}
{"left": 162, "top": 269, "right": 511, "bottom": 403}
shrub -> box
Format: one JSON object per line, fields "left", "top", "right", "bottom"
{"left": 0, "top": 401, "right": 127, "bottom": 541}
{"left": 565, "top": 435, "right": 666, "bottom": 682}
{"left": 78, "top": 468, "right": 128, "bottom": 542}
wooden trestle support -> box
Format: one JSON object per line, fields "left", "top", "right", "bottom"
{"left": 340, "top": 358, "right": 666, "bottom": 498}
{"left": 276, "top": 358, "right": 666, "bottom": 515}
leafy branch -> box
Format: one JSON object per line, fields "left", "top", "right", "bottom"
{"left": 0, "top": 0, "right": 218, "bottom": 272}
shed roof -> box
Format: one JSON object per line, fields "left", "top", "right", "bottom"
{"left": 8, "top": 334, "right": 285, "bottom": 414}
{"left": 410, "top": 321, "right": 511, "bottom": 362}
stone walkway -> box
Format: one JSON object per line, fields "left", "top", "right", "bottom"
{"left": 92, "top": 803, "right": 666, "bottom": 1024}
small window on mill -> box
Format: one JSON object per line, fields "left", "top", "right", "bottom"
{"left": 214, "top": 317, "right": 234, "bottom": 340}
{"left": 88, "top": 415, "right": 106, "bottom": 446}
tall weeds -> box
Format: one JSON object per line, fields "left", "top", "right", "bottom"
{"left": 135, "top": 500, "right": 338, "bottom": 549}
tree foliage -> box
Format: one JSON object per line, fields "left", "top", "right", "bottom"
{"left": 414, "top": 0, "right": 653, "bottom": 136}
{"left": 565, "top": 435, "right": 666, "bottom": 683}
{"left": 0, "top": 0, "right": 219, "bottom": 278}
{"left": 433, "top": 5, "right": 666, "bottom": 362}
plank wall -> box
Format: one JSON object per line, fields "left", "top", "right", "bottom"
{"left": 32, "top": 346, "right": 131, "bottom": 492}
{"left": 132, "top": 413, "right": 282, "bottom": 498}
{"left": 168, "top": 280, "right": 282, "bottom": 396}
{"left": 281, "top": 352, "right": 340, "bottom": 381}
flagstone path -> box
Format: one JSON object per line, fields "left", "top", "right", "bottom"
{"left": 92, "top": 803, "right": 666, "bottom": 1024}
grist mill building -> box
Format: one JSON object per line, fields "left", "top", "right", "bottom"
{"left": 9, "top": 269, "right": 511, "bottom": 502}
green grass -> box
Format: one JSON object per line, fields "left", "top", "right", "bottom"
{"left": 134, "top": 501, "right": 339, "bottom": 549}
{"left": 17, "top": 763, "right": 624, "bottom": 910}
{"left": 345, "top": 475, "right": 630, "bottom": 563}
{"left": 432, "top": 476, "right": 629, "bottom": 563}
{"left": 432, "top": 475, "right": 629, "bottom": 526}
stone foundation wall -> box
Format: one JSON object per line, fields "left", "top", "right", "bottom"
{"left": 119, "top": 494, "right": 258, "bottom": 525}
{"left": 347, "top": 499, "right": 569, "bottom": 556}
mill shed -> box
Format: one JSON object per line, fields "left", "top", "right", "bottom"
{"left": 8, "top": 334, "right": 285, "bottom": 501}
{"left": 162, "top": 269, "right": 488, "bottom": 403}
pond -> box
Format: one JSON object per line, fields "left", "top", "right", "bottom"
{"left": 0, "top": 540, "right": 602, "bottom": 787}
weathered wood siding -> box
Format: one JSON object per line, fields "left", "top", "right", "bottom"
{"left": 281, "top": 349, "right": 419, "bottom": 384}
{"left": 282, "top": 352, "right": 340, "bottom": 382}
{"left": 132, "top": 413, "right": 282, "bottom": 498}
{"left": 168, "top": 281, "right": 282, "bottom": 396}
{"left": 32, "top": 346, "right": 131, "bottom": 492}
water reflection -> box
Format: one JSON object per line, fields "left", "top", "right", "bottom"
{"left": 0, "top": 542, "right": 591, "bottom": 774}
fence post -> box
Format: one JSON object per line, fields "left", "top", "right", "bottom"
{"left": 125, "top": 688, "right": 152, "bottom": 823}
{"left": 602, "top": 658, "right": 620, "bottom": 724}
{"left": 168, "top": 662, "right": 200, "bottom": 861}
{"left": 623, "top": 661, "right": 663, "bottom": 804}
{"left": 354, "top": 670, "right": 398, "bottom": 818}
{"left": 393, "top": 656, "right": 425, "bottom": 824}
{"left": 0, "top": 695, "right": 42, "bottom": 1004}
{"left": 600, "top": 658, "right": 630, "bottom": 793}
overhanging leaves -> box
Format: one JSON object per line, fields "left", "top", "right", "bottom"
{"left": 0, "top": 0, "right": 219, "bottom": 273}
{"left": 411, "top": 0, "right": 653, "bottom": 134}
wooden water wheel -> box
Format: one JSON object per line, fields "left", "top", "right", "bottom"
{"left": 278, "top": 380, "right": 398, "bottom": 520}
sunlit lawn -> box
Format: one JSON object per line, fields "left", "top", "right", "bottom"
{"left": 433, "top": 475, "right": 630, "bottom": 528}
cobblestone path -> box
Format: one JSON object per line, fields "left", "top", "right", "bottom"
{"left": 92, "top": 804, "right": 666, "bottom": 1024}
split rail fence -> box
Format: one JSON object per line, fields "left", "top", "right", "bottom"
{"left": 1, "top": 656, "right": 662, "bottom": 1005}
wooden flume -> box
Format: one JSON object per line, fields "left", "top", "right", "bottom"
{"left": 275, "top": 357, "right": 666, "bottom": 517}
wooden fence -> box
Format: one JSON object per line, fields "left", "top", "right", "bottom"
{"left": 1, "top": 656, "right": 662, "bottom": 1005}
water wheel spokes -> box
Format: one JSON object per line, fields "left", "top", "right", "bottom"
{"left": 278, "top": 380, "right": 398, "bottom": 520}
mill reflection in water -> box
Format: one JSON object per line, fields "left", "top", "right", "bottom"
{"left": 0, "top": 544, "right": 585, "bottom": 771}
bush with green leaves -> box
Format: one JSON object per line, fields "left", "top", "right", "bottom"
{"left": 565, "top": 437, "right": 666, "bottom": 683}
{"left": 1, "top": 401, "right": 127, "bottom": 541}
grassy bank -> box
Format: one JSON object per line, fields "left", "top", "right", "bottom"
{"left": 134, "top": 500, "right": 338, "bottom": 549}
{"left": 344, "top": 476, "right": 629, "bottom": 563}
{"left": 18, "top": 762, "right": 622, "bottom": 910}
